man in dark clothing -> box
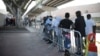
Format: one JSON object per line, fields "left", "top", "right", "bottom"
{"left": 74, "top": 11, "right": 86, "bottom": 37}
{"left": 41, "top": 16, "right": 47, "bottom": 25}
{"left": 59, "top": 12, "right": 73, "bottom": 56}
{"left": 59, "top": 13, "right": 73, "bottom": 29}
{"left": 74, "top": 11, "right": 86, "bottom": 55}
{"left": 5, "top": 17, "right": 10, "bottom": 26}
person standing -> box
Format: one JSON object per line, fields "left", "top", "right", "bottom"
{"left": 74, "top": 11, "right": 86, "bottom": 55}
{"left": 85, "top": 14, "right": 97, "bottom": 56}
{"left": 52, "top": 16, "right": 62, "bottom": 46}
{"left": 45, "top": 16, "right": 53, "bottom": 44}
{"left": 85, "top": 14, "right": 96, "bottom": 36}
{"left": 5, "top": 17, "right": 10, "bottom": 26}
{"left": 59, "top": 12, "right": 73, "bottom": 56}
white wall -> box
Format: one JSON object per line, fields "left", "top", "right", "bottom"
{"left": 0, "top": 13, "right": 5, "bottom": 26}
{"left": 36, "top": 11, "right": 51, "bottom": 20}
{"left": 51, "top": 3, "right": 100, "bottom": 19}
{"left": 36, "top": 3, "right": 100, "bottom": 22}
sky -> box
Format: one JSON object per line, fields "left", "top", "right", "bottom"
{"left": 0, "top": 0, "right": 8, "bottom": 14}
{"left": 0, "top": 0, "right": 6, "bottom": 10}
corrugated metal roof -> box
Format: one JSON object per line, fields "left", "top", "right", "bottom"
{"left": 2, "top": 0, "right": 72, "bottom": 17}
{"left": 43, "top": 0, "right": 72, "bottom": 7}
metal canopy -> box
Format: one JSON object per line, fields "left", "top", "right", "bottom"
{"left": 2, "top": 0, "right": 35, "bottom": 15}
{"left": 28, "top": 0, "right": 72, "bottom": 17}
{"left": 28, "top": 8, "right": 44, "bottom": 16}
{"left": 31, "top": 8, "right": 44, "bottom": 14}
{"left": 43, "top": 0, "right": 72, "bottom": 7}
{"left": 3, "top": 0, "right": 72, "bottom": 17}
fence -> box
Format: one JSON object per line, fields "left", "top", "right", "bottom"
{"left": 43, "top": 25, "right": 84, "bottom": 56}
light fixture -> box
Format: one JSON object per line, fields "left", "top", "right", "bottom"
{"left": 24, "top": 0, "right": 32, "bottom": 9}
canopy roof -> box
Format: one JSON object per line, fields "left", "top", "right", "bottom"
{"left": 3, "top": 0, "right": 72, "bottom": 17}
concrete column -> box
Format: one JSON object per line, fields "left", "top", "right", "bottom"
{"left": 16, "top": 8, "right": 23, "bottom": 28}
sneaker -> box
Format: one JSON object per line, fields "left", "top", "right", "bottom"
{"left": 64, "top": 50, "right": 70, "bottom": 56}
{"left": 47, "top": 41, "right": 52, "bottom": 44}
{"left": 75, "top": 52, "right": 82, "bottom": 55}
{"left": 58, "top": 50, "right": 65, "bottom": 52}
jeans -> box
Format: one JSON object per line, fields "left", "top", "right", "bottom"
{"left": 75, "top": 37, "right": 83, "bottom": 53}
{"left": 88, "top": 51, "right": 97, "bottom": 56}
{"left": 57, "top": 29, "right": 64, "bottom": 51}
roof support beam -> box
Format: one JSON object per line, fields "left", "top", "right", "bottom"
{"left": 5, "top": 3, "right": 15, "bottom": 15}
{"left": 48, "top": 0, "right": 63, "bottom": 7}
{"left": 42, "top": 6, "right": 56, "bottom": 11}
{"left": 53, "top": 0, "right": 72, "bottom": 7}
{"left": 46, "top": 0, "right": 56, "bottom": 6}
{"left": 12, "top": 0, "right": 19, "bottom": 7}
{"left": 24, "top": 0, "right": 33, "bottom": 10}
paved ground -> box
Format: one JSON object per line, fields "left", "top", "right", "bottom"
{"left": 0, "top": 26, "right": 64, "bottom": 56}
{"left": 0, "top": 22, "right": 100, "bottom": 56}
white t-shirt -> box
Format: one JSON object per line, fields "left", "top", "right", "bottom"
{"left": 85, "top": 19, "right": 96, "bottom": 35}
{"left": 52, "top": 16, "right": 61, "bottom": 27}
{"left": 51, "top": 16, "right": 62, "bottom": 36}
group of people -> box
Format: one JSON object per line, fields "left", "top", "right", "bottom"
{"left": 42, "top": 10, "right": 96, "bottom": 56}
{"left": 23, "top": 17, "right": 35, "bottom": 26}
{"left": 5, "top": 17, "right": 15, "bottom": 26}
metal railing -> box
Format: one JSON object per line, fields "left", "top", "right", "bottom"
{"left": 43, "top": 26, "right": 83, "bottom": 56}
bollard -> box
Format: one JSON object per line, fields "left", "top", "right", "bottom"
{"left": 85, "top": 33, "right": 97, "bottom": 56}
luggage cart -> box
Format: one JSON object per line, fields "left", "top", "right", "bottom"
{"left": 43, "top": 27, "right": 84, "bottom": 56}
{"left": 85, "top": 33, "right": 97, "bottom": 56}
{"left": 58, "top": 28, "right": 83, "bottom": 56}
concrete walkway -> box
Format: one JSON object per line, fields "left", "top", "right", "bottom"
{"left": 0, "top": 26, "right": 64, "bottom": 56}
{"left": 1, "top": 23, "right": 99, "bottom": 56}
